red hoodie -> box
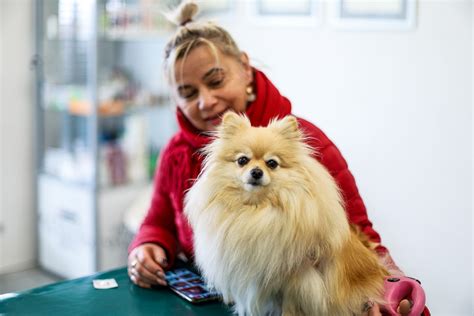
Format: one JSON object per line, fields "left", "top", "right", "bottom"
{"left": 129, "top": 69, "right": 388, "bottom": 265}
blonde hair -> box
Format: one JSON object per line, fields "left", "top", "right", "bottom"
{"left": 163, "top": 1, "right": 243, "bottom": 85}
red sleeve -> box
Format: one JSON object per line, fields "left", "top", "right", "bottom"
{"left": 298, "top": 118, "right": 388, "bottom": 255}
{"left": 128, "top": 144, "right": 179, "bottom": 265}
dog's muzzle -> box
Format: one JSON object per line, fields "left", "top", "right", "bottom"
{"left": 248, "top": 167, "right": 263, "bottom": 186}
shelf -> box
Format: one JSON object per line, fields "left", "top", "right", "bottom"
{"left": 39, "top": 172, "right": 94, "bottom": 189}
{"left": 37, "top": 0, "right": 177, "bottom": 278}
{"left": 43, "top": 102, "right": 167, "bottom": 117}
{"left": 100, "top": 180, "right": 150, "bottom": 194}
{"left": 43, "top": 30, "right": 171, "bottom": 42}
{"left": 100, "top": 30, "right": 171, "bottom": 41}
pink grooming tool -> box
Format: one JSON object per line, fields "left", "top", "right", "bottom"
{"left": 381, "top": 276, "right": 426, "bottom": 316}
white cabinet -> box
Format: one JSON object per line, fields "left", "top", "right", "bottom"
{"left": 38, "top": 176, "right": 150, "bottom": 277}
{"left": 38, "top": 176, "right": 95, "bottom": 278}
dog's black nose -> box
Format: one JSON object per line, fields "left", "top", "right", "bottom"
{"left": 250, "top": 168, "right": 263, "bottom": 180}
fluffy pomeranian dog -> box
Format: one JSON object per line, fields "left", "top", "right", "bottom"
{"left": 185, "top": 112, "right": 388, "bottom": 315}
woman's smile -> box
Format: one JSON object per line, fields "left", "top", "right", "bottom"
{"left": 173, "top": 45, "right": 253, "bottom": 131}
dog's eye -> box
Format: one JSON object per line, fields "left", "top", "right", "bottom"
{"left": 266, "top": 159, "right": 279, "bottom": 169}
{"left": 237, "top": 156, "right": 249, "bottom": 166}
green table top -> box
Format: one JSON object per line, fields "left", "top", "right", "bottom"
{"left": 0, "top": 267, "right": 233, "bottom": 315}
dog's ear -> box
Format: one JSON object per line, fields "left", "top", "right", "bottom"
{"left": 219, "top": 111, "right": 250, "bottom": 138}
{"left": 271, "top": 115, "right": 301, "bottom": 141}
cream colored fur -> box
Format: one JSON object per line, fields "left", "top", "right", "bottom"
{"left": 184, "top": 112, "right": 388, "bottom": 316}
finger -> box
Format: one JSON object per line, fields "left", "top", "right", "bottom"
{"left": 368, "top": 302, "right": 382, "bottom": 316}
{"left": 149, "top": 246, "right": 169, "bottom": 268}
{"left": 138, "top": 248, "right": 166, "bottom": 275}
{"left": 397, "top": 299, "right": 412, "bottom": 316}
{"left": 129, "top": 268, "right": 167, "bottom": 287}
{"left": 132, "top": 263, "right": 165, "bottom": 286}
{"left": 128, "top": 247, "right": 141, "bottom": 265}
{"left": 129, "top": 273, "right": 151, "bottom": 289}
{"left": 129, "top": 264, "right": 166, "bottom": 287}
{"left": 134, "top": 256, "right": 164, "bottom": 283}
{"left": 129, "top": 245, "right": 168, "bottom": 285}
{"left": 131, "top": 257, "right": 162, "bottom": 281}
{"left": 137, "top": 280, "right": 151, "bottom": 288}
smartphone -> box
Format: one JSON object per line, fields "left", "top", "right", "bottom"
{"left": 164, "top": 268, "right": 221, "bottom": 304}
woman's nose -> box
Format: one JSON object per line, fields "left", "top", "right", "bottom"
{"left": 198, "top": 88, "right": 218, "bottom": 110}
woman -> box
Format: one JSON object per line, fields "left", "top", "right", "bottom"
{"left": 127, "top": 2, "right": 427, "bottom": 315}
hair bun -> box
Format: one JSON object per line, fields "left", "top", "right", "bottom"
{"left": 165, "top": 1, "right": 199, "bottom": 27}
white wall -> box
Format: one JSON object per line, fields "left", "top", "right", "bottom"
{"left": 471, "top": 3, "right": 473, "bottom": 314}
{"left": 0, "top": 0, "right": 3, "bottom": 271}
{"left": 0, "top": 0, "right": 36, "bottom": 273}
{"left": 221, "top": 1, "right": 472, "bottom": 315}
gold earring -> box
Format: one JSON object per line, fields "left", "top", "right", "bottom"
{"left": 246, "top": 85, "right": 256, "bottom": 102}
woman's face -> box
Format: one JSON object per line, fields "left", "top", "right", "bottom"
{"left": 172, "top": 45, "right": 253, "bottom": 131}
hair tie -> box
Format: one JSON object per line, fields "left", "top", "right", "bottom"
{"left": 180, "top": 18, "right": 192, "bottom": 26}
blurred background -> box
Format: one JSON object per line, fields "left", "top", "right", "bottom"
{"left": 0, "top": 0, "right": 472, "bottom": 315}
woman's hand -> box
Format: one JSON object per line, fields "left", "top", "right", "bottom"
{"left": 128, "top": 243, "right": 169, "bottom": 288}
{"left": 365, "top": 274, "right": 427, "bottom": 316}
{"left": 365, "top": 300, "right": 412, "bottom": 316}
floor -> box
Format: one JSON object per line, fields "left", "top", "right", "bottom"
{"left": 0, "top": 268, "right": 63, "bottom": 294}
